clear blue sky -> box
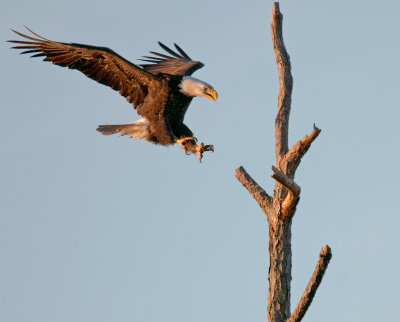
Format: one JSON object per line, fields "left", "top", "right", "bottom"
{"left": 1, "top": 0, "right": 399, "bottom": 321}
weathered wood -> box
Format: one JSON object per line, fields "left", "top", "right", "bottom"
{"left": 283, "top": 124, "right": 321, "bottom": 178}
{"left": 268, "top": 3, "right": 296, "bottom": 320}
{"left": 267, "top": 218, "right": 292, "bottom": 321}
{"left": 235, "top": 2, "right": 331, "bottom": 321}
{"left": 235, "top": 166, "right": 272, "bottom": 217}
{"left": 271, "top": 166, "right": 300, "bottom": 221}
{"left": 287, "top": 246, "right": 332, "bottom": 322}
{"left": 271, "top": 2, "right": 292, "bottom": 164}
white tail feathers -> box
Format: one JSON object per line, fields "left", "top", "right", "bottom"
{"left": 96, "top": 118, "right": 150, "bottom": 139}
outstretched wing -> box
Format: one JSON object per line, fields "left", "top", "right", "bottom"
{"left": 139, "top": 42, "right": 204, "bottom": 76}
{"left": 8, "top": 27, "right": 160, "bottom": 111}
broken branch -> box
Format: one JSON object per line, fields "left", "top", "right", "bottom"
{"left": 283, "top": 124, "right": 321, "bottom": 177}
{"left": 271, "top": 166, "right": 300, "bottom": 219}
{"left": 287, "top": 245, "right": 332, "bottom": 322}
{"left": 271, "top": 166, "right": 300, "bottom": 197}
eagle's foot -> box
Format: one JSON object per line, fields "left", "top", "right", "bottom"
{"left": 196, "top": 143, "right": 214, "bottom": 162}
{"left": 176, "top": 137, "right": 214, "bottom": 162}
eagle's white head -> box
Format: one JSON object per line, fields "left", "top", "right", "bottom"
{"left": 179, "top": 76, "right": 218, "bottom": 101}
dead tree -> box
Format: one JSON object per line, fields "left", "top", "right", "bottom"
{"left": 235, "top": 3, "right": 332, "bottom": 322}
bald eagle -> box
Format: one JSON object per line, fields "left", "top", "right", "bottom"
{"left": 8, "top": 27, "right": 218, "bottom": 161}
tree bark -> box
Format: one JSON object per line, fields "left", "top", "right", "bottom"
{"left": 267, "top": 218, "right": 292, "bottom": 321}
{"left": 235, "top": 2, "right": 331, "bottom": 321}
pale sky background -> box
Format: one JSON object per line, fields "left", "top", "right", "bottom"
{"left": 1, "top": 0, "right": 399, "bottom": 321}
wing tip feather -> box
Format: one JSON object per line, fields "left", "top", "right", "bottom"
{"left": 140, "top": 41, "right": 203, "bottom": 75}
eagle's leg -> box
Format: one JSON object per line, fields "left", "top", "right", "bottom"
{"left": 176, "top": 137, "right": 198, "bottom": 155}
{"left": 176, "top": 137, "right": 214, "bottom": 162}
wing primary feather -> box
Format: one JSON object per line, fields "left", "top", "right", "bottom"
{"left": 10, "top": 29, "right": 42, "bottom": 42}
{"left": 7, "top": 40, "right": 39, "bottom": 45}
{"left": 30, "top": 53, "right": 46, "bottom": 57}
{"left": 10, "top": 45, "right": 39, "bottom": 49}
{"left": 23, "top": 26, "right": 49, "bottom": 40}
{"left": 20, "top": 49, "right": 41, "bottom": 54}
{"left": 157, "top": 42, "right": 181, "bottom": 58}
{"left": 138, "top": 59, "right": 162, "bottom": 63}
{"left": 149, "top": 51, "right": 172, "bottom": 59}
{"left": 174, "top": 43, "right": 191, "bottom": 60}
{"left": 142, "top": 55, "right": 163, "bottom": 61}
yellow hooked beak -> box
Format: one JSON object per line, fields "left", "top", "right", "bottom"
{"left": 204, "top": 88, "right": 218, "bottom": 101}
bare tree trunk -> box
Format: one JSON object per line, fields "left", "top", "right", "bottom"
{"left": 235, "top": 3, "right": 332, "bottom": 321}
